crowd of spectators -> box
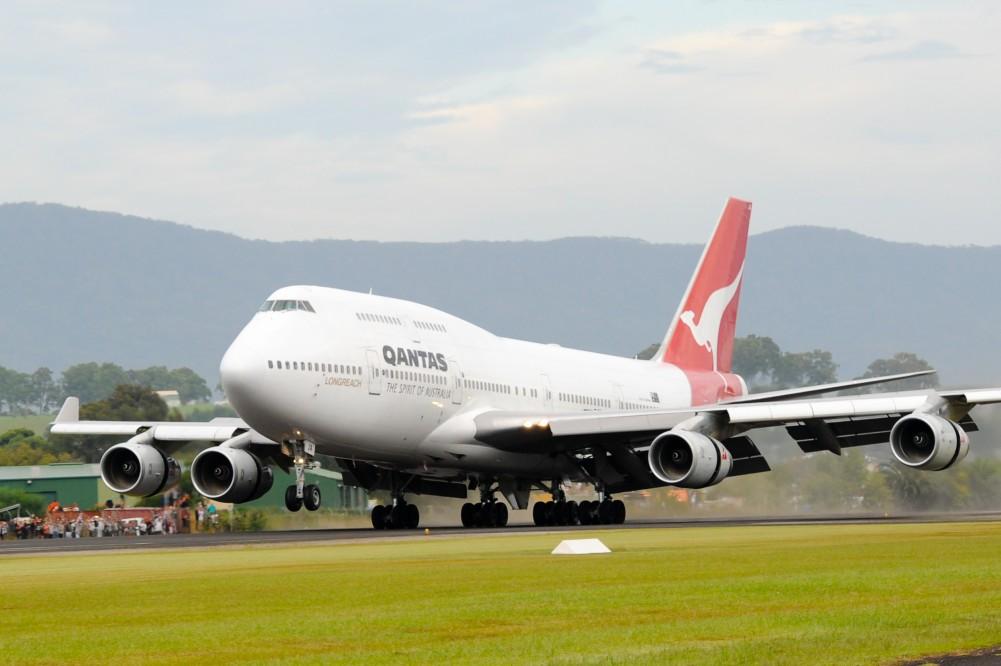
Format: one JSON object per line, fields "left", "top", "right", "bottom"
{"left": 0, "top": 497, "right": 220, "bottom": 540}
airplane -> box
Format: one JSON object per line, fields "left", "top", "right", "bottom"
{"left": 50, "top": 197, "right": 1001, "bottom": 530}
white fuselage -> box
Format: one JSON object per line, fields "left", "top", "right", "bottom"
{"left": 220, "top": 286, "right": 744, "bottom": 480}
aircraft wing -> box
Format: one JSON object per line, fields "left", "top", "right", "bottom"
{"left": 472, "top": 387, "right": 1001, "bottom": 493}
{"left": 48, "top": 397, "right": 276, "bottom": 446}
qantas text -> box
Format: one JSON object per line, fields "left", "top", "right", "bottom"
{"left": 382, "top": 345, "right": 449, "bottom": 372}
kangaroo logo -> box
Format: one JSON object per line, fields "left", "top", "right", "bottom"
{"left": 678, "top": 263, "right": 744, "bottom": 372}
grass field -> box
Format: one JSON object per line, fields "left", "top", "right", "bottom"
{"left": 0, "top": 414, "right": 53, "bottom": 435}
{"left": 3, "top": 522, "right": 1001, "bottom": 665}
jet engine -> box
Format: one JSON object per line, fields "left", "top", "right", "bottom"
{"left": 100, "top": 438, "right": 182, "bottom": 497}
{"left": 890, "top": 413, "right": 969, "bottom": 471}
{"left": 648, "top": 429, "right": 732, "bottom": 488}
{"left": 190, "top": 447, "right": 274, "bottom": 503}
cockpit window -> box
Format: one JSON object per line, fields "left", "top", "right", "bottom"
{"left": 259, "top": 299, "right": 316, "bottom": 313}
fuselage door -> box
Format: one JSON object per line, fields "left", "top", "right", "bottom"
{"left": 366, "top": 348, "right": 383, "bottom": 395}
{"left": 540, "top": 373, "right": 554, "bottom": 410}
{"left": 450, "top": 359, "right": 464, "bottom": 405}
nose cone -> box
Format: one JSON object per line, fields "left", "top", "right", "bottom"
{"left": 220, "top": 328, "right": 266, "bottom": 419}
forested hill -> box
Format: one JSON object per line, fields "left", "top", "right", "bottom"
{"left": 2, "top": 202, "right": 999, "bottom": 387}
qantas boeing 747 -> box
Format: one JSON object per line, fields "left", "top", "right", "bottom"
{"left": 50, "top": 198, "right": 1001, "bottom": 529}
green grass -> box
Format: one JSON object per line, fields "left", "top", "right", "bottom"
{"left": 2, "top": 522, "right": 1001, "bottom": 665}
{"left": 0, "top": 414, "right": 53, "bottom": 435}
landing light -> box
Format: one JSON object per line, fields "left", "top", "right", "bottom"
{"left": 522, "top": 419, "right": 550, "bottom": 430}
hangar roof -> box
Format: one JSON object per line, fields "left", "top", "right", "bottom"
{"left": 0, "top": 463, "right": 101, "bottom": 481}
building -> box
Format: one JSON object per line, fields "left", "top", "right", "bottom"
{"left": 244, "top": 467, "right": 368, "bottom": 511}
{"left": 154, "top": 390, "right": 182, "bottom": 408}
{"left": 0, "top": 463, "right": 114, "bottom": 509}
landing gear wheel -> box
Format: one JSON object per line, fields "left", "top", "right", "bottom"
{"left": 478, "top": 502, "right": 493, "bottom": 527}
{"left": 578, "top": 500, "right": 593, "bottom": 525}
{"left": 303, "top": 484, "right": 321, "bottom": 512}
{"left": 461, "top": 502, "right": 476, "bottom": 528}
{"left": 598, "top": 500, "right": 614, "bottom": 524}
{"left": 554, "top": 501, "right": 569, "bottom": 526}
{"left": 532, "top": 501, "right": 546, "bottom": 527}
{"left": 405, "top": 503, "right": 420, "bottom": 529}
{"left": 611, "top": 499, "right": 626, "bottom": 524}
{"left": 566, "top": 500, "right": 579, "bottom": 526}
{"left": 390, "top": 503, "right": 408, "bottom": 529}
{"left": 492, "top": 502, "right": 509, "bottom": 528}
{"left": 371, "top": 504, "right": 387, "bottom": 529}
{"left": 284, "top": 485, "right": 303, "bottom": 512}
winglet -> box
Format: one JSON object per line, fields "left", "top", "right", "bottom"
{"left": 54, "top": 397, "right": 80, "bottom": 424}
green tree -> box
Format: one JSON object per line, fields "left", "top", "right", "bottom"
{"left": 859, "top": 352, "right": 938, "bottom": 390}
{"left": 0, "top": 428, "right": 72, "bottom": 466}
{"left": 167, "top": 368, "right": 211, "bottom": 404}
{"left": 0, "top": 366, "right": 33, "bottom": 415}
{"left": 61, "top": 362, "right": 129, "bottom": 403}
{"left": 732, "top": 335, "right": 783, "bottom": 388}
{"left": 772, "top": 350, "right": 838, "bottom": 389}
{"left": 0, "top": 487, "right": 48, "bottom": 516}
{"left": 54, "top": 385, "right": 178, "bottom": 463}
{"left": 30, "top": 367, "right": 61, "bottom": 413}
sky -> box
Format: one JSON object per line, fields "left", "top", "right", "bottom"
{"left": 2, "top": 1, "right": 998, "bottom": 244}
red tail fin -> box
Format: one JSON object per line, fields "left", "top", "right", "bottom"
{"left": 655, "top": 197, "right": 751, "bottom": 373}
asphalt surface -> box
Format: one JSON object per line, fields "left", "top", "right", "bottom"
{"left": 3, "top": 510, "right": 1001, "bottom": 555}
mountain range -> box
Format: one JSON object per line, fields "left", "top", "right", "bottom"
{"left": 2, "top": 202, "right": 998, "bottom": 389}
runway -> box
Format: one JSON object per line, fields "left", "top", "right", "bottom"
{"left": 4, "top": 510, "right": 1000, "bottom": 555}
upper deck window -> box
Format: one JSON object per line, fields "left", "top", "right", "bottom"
{"left": 259, "top": 299, "right": 316, "bottom": 313}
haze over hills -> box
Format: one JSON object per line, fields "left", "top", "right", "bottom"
{"left": 1, "top": 202, "right": 997, "bottom": 389}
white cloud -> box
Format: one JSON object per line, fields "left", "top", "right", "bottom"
{"left": 1, "top": 3, "right": 999, "bottom": 245}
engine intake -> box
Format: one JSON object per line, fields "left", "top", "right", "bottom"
{"left": 648, "top": 429, "right": 732, "bottom": 488}
{"left": 191, "top": 447, "right": 273, "bottom": 503}
{"left": 100, "top": 439, "right": 181, "bottom": 497}
{"left": 890, "top": 413, "right": 968, "bottom": 471}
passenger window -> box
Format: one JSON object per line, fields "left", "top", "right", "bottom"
{"left": 293, "top": 362, "right": 298, "bottom": 370}
{"left": 268, "top": 360, "right": 273, "bottom": 369}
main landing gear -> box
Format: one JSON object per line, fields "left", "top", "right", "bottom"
{"left": 371, "top": 499, "right": 420, "bottom": 530}
{"left": 460, "top": 480, "right": 509, "bottom": 528}
{"left": 283, "top": 440, "right": 322, "bottom": 512}
{"left": 531, "top": 483, "right": 626, "bottom": 526}
{"left": 370, "top": 472, "right": 421, "bottom": 529}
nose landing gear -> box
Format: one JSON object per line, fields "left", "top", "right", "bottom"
{"left": 283, "top": 440, "right": 322, "bottom": 512}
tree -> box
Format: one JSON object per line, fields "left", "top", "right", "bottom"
{"left": 30, "top": 367, "right": 60, "bottom": 413}
{"left": 0, "top": 366, "right": 33, "bottom": 415}
{"left": 859, "top": 352, "right": 938, "bottom": 391}
{"left": 0, "top": 429, "right": 72, "bottom": 466}
{"left": 772, "top": 349, "right": 838, "bottom": 389}
{"left": 53, "top": 385, "right": 179, "bottom": 463}
{"left": 0, "top": 487, "right": 48, "bottom": 516}
{"left": 732, "top": 335, "right": 783, "bottom": 387}
{"left": 168, "top": 368, "right": 211, "bottom": 404}
{"left": 61, "top": 362, "right": 129, "bottom": 404}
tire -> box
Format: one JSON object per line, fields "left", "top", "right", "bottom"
{"left": 598, "top": 500, "right": 614, "bottom": 524}
{"left": 532, "top": 501, "right": 546, "bottom": 527}
{"left": 284, "top": 485, "right": 302, "bottom": 512}
{"left": 579, "top": 500, "right": 593, "bottom": 525}
{"left": 480, "top": 502, "right": 496, "bottom": 528}
{"left": 390, "top": 504, "right": 407, "bottom": 529}
{"left": 554, "top": 501, "right": 569, "bottom": 526}
{"left": 371, "top": 504, "right": 387, "bottom": 529}
{"left": 461, "top": 502, "right": 476, "bottom": 528}
{"left": 303, "top": 484, "right": 321, "bottom": 512}
{"left": 566, "top": 500, "right": 579, "bottom": 526}
{"left": 493, "top": 502, "right": 509, "bottom": 527}
{"left": 405, "top": 503, "right": 420, "bottom": 529}
{"left": 612, "top": 499, "right": 626, "bottom": 525}
{"left": 545, "top": 501, "right": 556, "bottom": 526}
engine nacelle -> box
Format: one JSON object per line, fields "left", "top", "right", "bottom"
{"left": 648, "top": 429, "right": 732, "bottom": 488}
{"left": 100, "top": 440, "right": 182, "bottom": 497}
{"left": 190, "top": 447, "right": 274, "bottom": 503}
{"left": 890, "top": 413, "right": 969, "bottom": 471}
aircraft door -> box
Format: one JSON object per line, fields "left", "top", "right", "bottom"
{"left": 366, "top": 349, "right": 383, "bottom": 395}
{"left": 450, "top": 359, "right": 464, "bottom": 405}
{"left": 540, "top": 373, "right": 554, "bottom": 410}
